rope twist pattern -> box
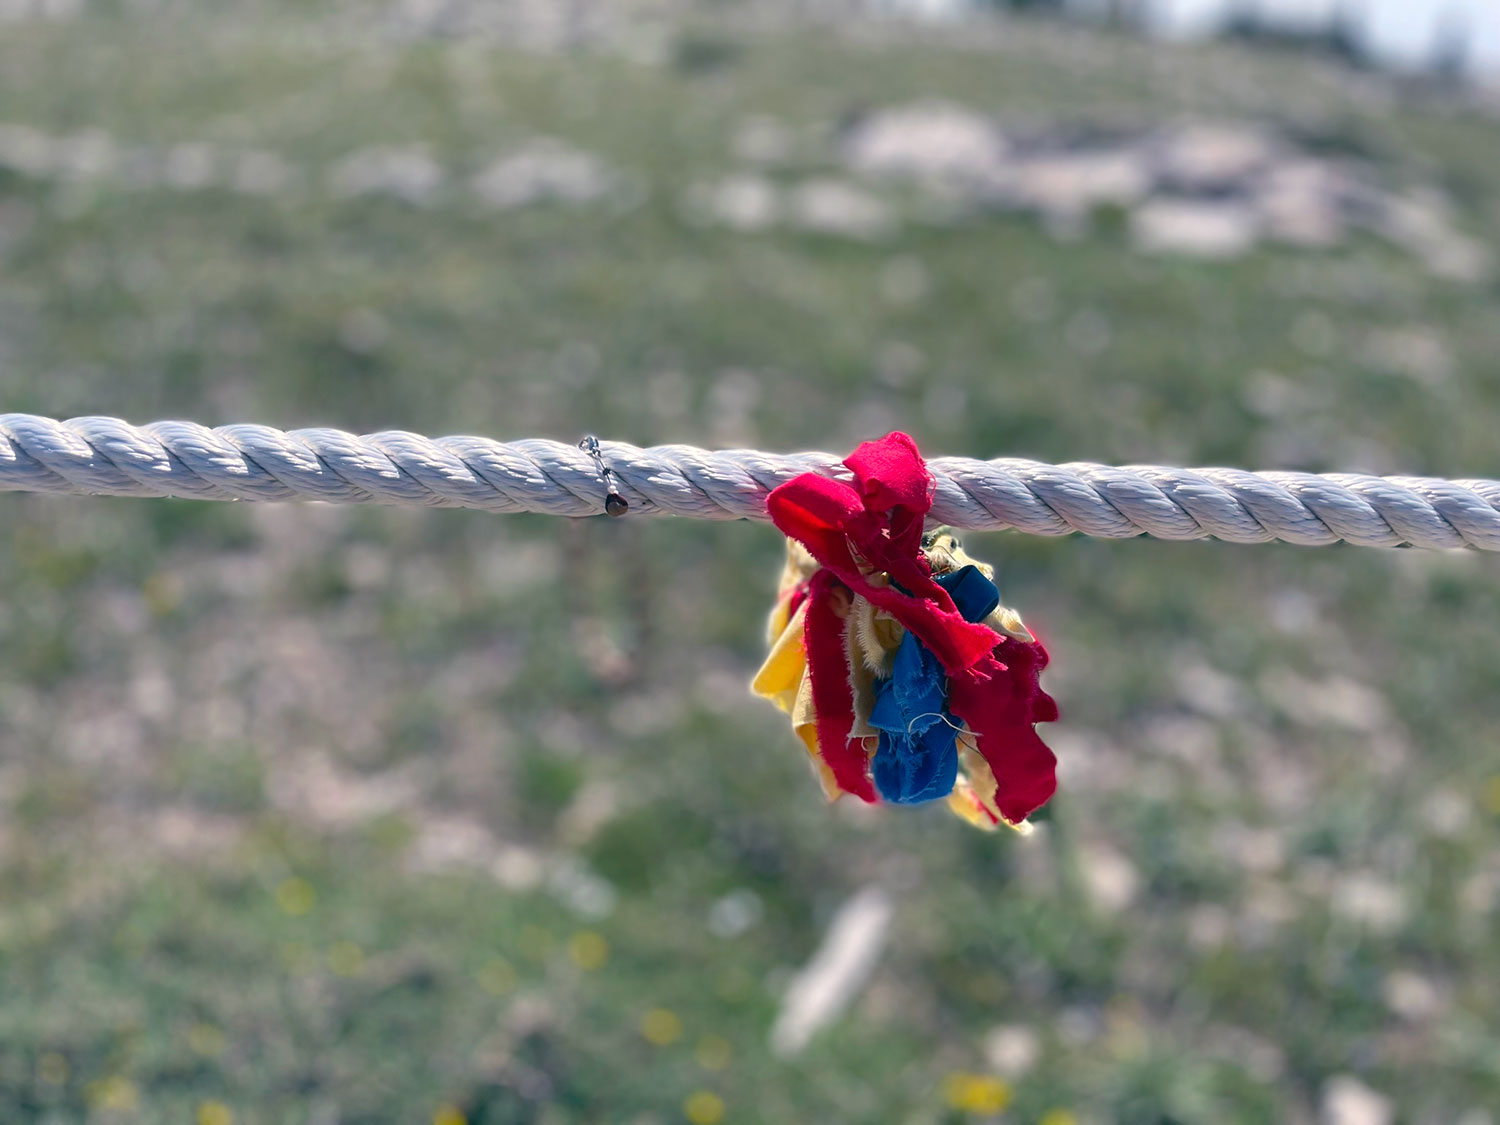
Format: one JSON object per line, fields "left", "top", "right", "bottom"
{"left": 3, "top": 413, "right": 1499, "bottom": 551}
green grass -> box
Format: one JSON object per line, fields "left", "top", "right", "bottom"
{"left": 2, "top": 4, "right": 1500, "bottom": 1122}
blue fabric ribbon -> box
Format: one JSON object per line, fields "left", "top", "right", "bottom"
{"left": 870, "top": 565, "right": 999, "bottom": 806}
{"left": 935, "top": 564, "right": 1000, "bottom": 624}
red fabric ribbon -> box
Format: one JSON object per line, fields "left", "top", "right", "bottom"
{"left": 767, "top": 433, "right": 997, "bottom": 675}
{"left": 768, "top": 431, "right": 1058, "bottom": 821}
{"left": 949, "top": 637, "right": 1059, "bottom": 823}
{"left": 802, "top": 569, "right": 875, "bottom": 802}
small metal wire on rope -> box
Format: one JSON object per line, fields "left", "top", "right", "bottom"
{"left": 2, "top": 413, "right": 1499, "bottom": 551}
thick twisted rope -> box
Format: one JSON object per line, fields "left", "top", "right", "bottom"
{"left": 3, "top": 413, "right": 1499, "bottom": 551}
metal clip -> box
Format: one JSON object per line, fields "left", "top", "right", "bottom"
{"left": 579, "top": 435, "right": 628, "bottom": 517}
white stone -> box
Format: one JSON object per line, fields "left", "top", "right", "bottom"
{"left": 1156, "top": 122, "right": 1279, "bottom": 191}
{"left": 164, "top": 143, "right": 217, "bottom": 190}
{"left": 1374, "top": 189, "right": 1493, "bottom": 284}
{"left": 491, "top": 844, "right": 545, "bottom": 891}
{"left": 329, "top": 145, "right": 444, "bottom": 205}
{"left": 708, "top": 888, "right": 764, "bottom": 938}
{"left": 1259, "top": 671, "right": 1391, "bottom": 733}
{"left": 1010, "top": 150, "right": 1150, "bottom": 216}
{"left": 688, "top": 174, "right": 781, "bottom": 232}
{"left": 983, "top": 1025, "right": 1040, "bottom": 1078}
{"left": 1080, "top": 842, "right": 1139, "bottom": 914}
{"left": 1175, "top": 661, "right": 1246, "bottom": 718}
{"left": 471, "top": 139, "right": 613, "bottom": 209}
{"left": 770, "top": 886, "right": 893, "bottom": 1056}
{"left": 547, "top": 858, "right": 617, "bottom": 919}
{"left": 1254, "top": 158, "right": 1351, "bottom": 247}
{"left": 0, "top": 124, "right": 55, "bottom": 176}
{"left": 844, "top": 100, "right": 1008, "bottom": 191}
{"left": 786, "top": 178, "right": 895, "bottom": 240}
{"left": 1382, "top": 970, "right": 1443, "bottom": 1022}
{"left": 1331, "top": 874, "right": 1408, "bottom": 934}
{"left": 51, "top": 129, "right": 117, "bottom": 181}
{"left": 1320, "top": 1075, "right": 1393, "bottom": 1125}
{"left": 1418, "top": 788, "right": 1472, "bottom": 837}
{"left": 1131, "top": 198, "right": 1259, "bottom": 259}
{"left": 1361, "top": 326, "right": 1453, "bottom": 386}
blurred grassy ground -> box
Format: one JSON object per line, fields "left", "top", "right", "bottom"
{"left": 2, "top": 3, "right": 1500, "bottom": 1123}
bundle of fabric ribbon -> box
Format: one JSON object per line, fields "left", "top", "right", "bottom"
{"left": 751, "top": 432, "right": 1058, "bottom": 830}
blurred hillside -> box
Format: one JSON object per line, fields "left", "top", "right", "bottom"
{"left": 1, "top": 3, "right": 1500, "bottom": 1124}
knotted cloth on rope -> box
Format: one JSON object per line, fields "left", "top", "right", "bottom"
{"left": 752, "top": 432, "right": 1058, "bottom": 830}
{"left": 3, "top": 413, "right": 1500, "bottom": 551}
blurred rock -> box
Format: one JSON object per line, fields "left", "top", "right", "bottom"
{"left": 389, "top": 0, "right": 617, "bottom": 51}
{"left": 833, "top": 101, "right": 1489, "bottom": 273}
{"left": 1331, "top": 873, "right": 1408, "bottom": 935}
{"left": 471, "top": 139, "right": 615, "bottom": 209}
{"left": 1360, "top": 326, "right": 1453, "bottom": 386}
{"left": 1381, "top": 970, "right": 1444, "bottom": 1022}
{"left": 1053, "top": 726, "right": 1130, "bottom": 795}
{"left": 329, "top": 145, "right": 445, "bottom": 205}
{"left": 163, "top": 143, "right": 217, "bottom": 190}
{"left": 843, "top": 100, "right": 1009, "bottom": 195}
{"left": 0, "top": 0, "right": 83, "bottom": 22}
{"left": 408, "top": 816, "right": 502, "bottom": 872}
{"left": 1374, "top": 189, "right": 1493, "bottom": 283}
{"left": 1254, "top": 159, "right": 1351, "bottom": 247}
{"left": 491, "top": 844, "right": 545, "bottom": 891}
{"left": 1175, "top": 661, "right": 1247, "bottom": 719}
{"left": 732, "top": 115, "right": 795, "bottom": 166}
{"left": 1155, "top": 122, "right": 1279, "bottom": 193}
{"left": 232, "top": 149, "right": 298, "bottom": 196}
{"left": 785, "top": 178, "right": 895, "bottom": 239}
{"left": 707, "top": 888, "right": 764, "bottom": 939}
{"left": 149, "top": 806, "right": 243, "bottom": 857}
{"left": 1080, "top": 841, "right": 1139, "bottom": 914}
{"left": 0, "top": 124, "right": 63, "bottom": 176}
{"left": 1131, "top": 198, "right": 1259, "bottom": 258}
{"left": 1010, "top": 149, "right": 1150, "bottom": 217}
{"left": 270, "top": 753, "right": 420, "bottom": 828}
{"left": 1142, "top": 714, "right": 1219, "bottom": 768}
{"left": 686, "top": 174, "right": 781, "bottom": 232}
{"left": 983, "top": 1025, "right": 1040, "bottom": 1078}
{"left": 1320, "top": 1075, "right": 1393, "bottom": 1125}
{"left": 1260, "top": 671, "right": 1391, "bottom": 734}
{"left": 49, "top": 129, "right": 117, "bottom": 181}
{"left": 1417, "top": 788, "right": 1472, "bottom": 838}
{"left": 770, "top": 885, "right": 892, "bottom": 1056}
{"left": 547, "top": 857, "right": 617, "bottom": 919}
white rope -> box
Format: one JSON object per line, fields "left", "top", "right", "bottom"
{"left": 2, "top": 413, "right": 1499, "bottom": 551}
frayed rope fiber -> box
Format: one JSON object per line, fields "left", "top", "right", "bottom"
{"left": 3, "top": 414, "right": 1500, "bottom": 549}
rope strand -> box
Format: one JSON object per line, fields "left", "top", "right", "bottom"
{"left": 3, "top": 413, "right": 1498, "bottom": 551}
